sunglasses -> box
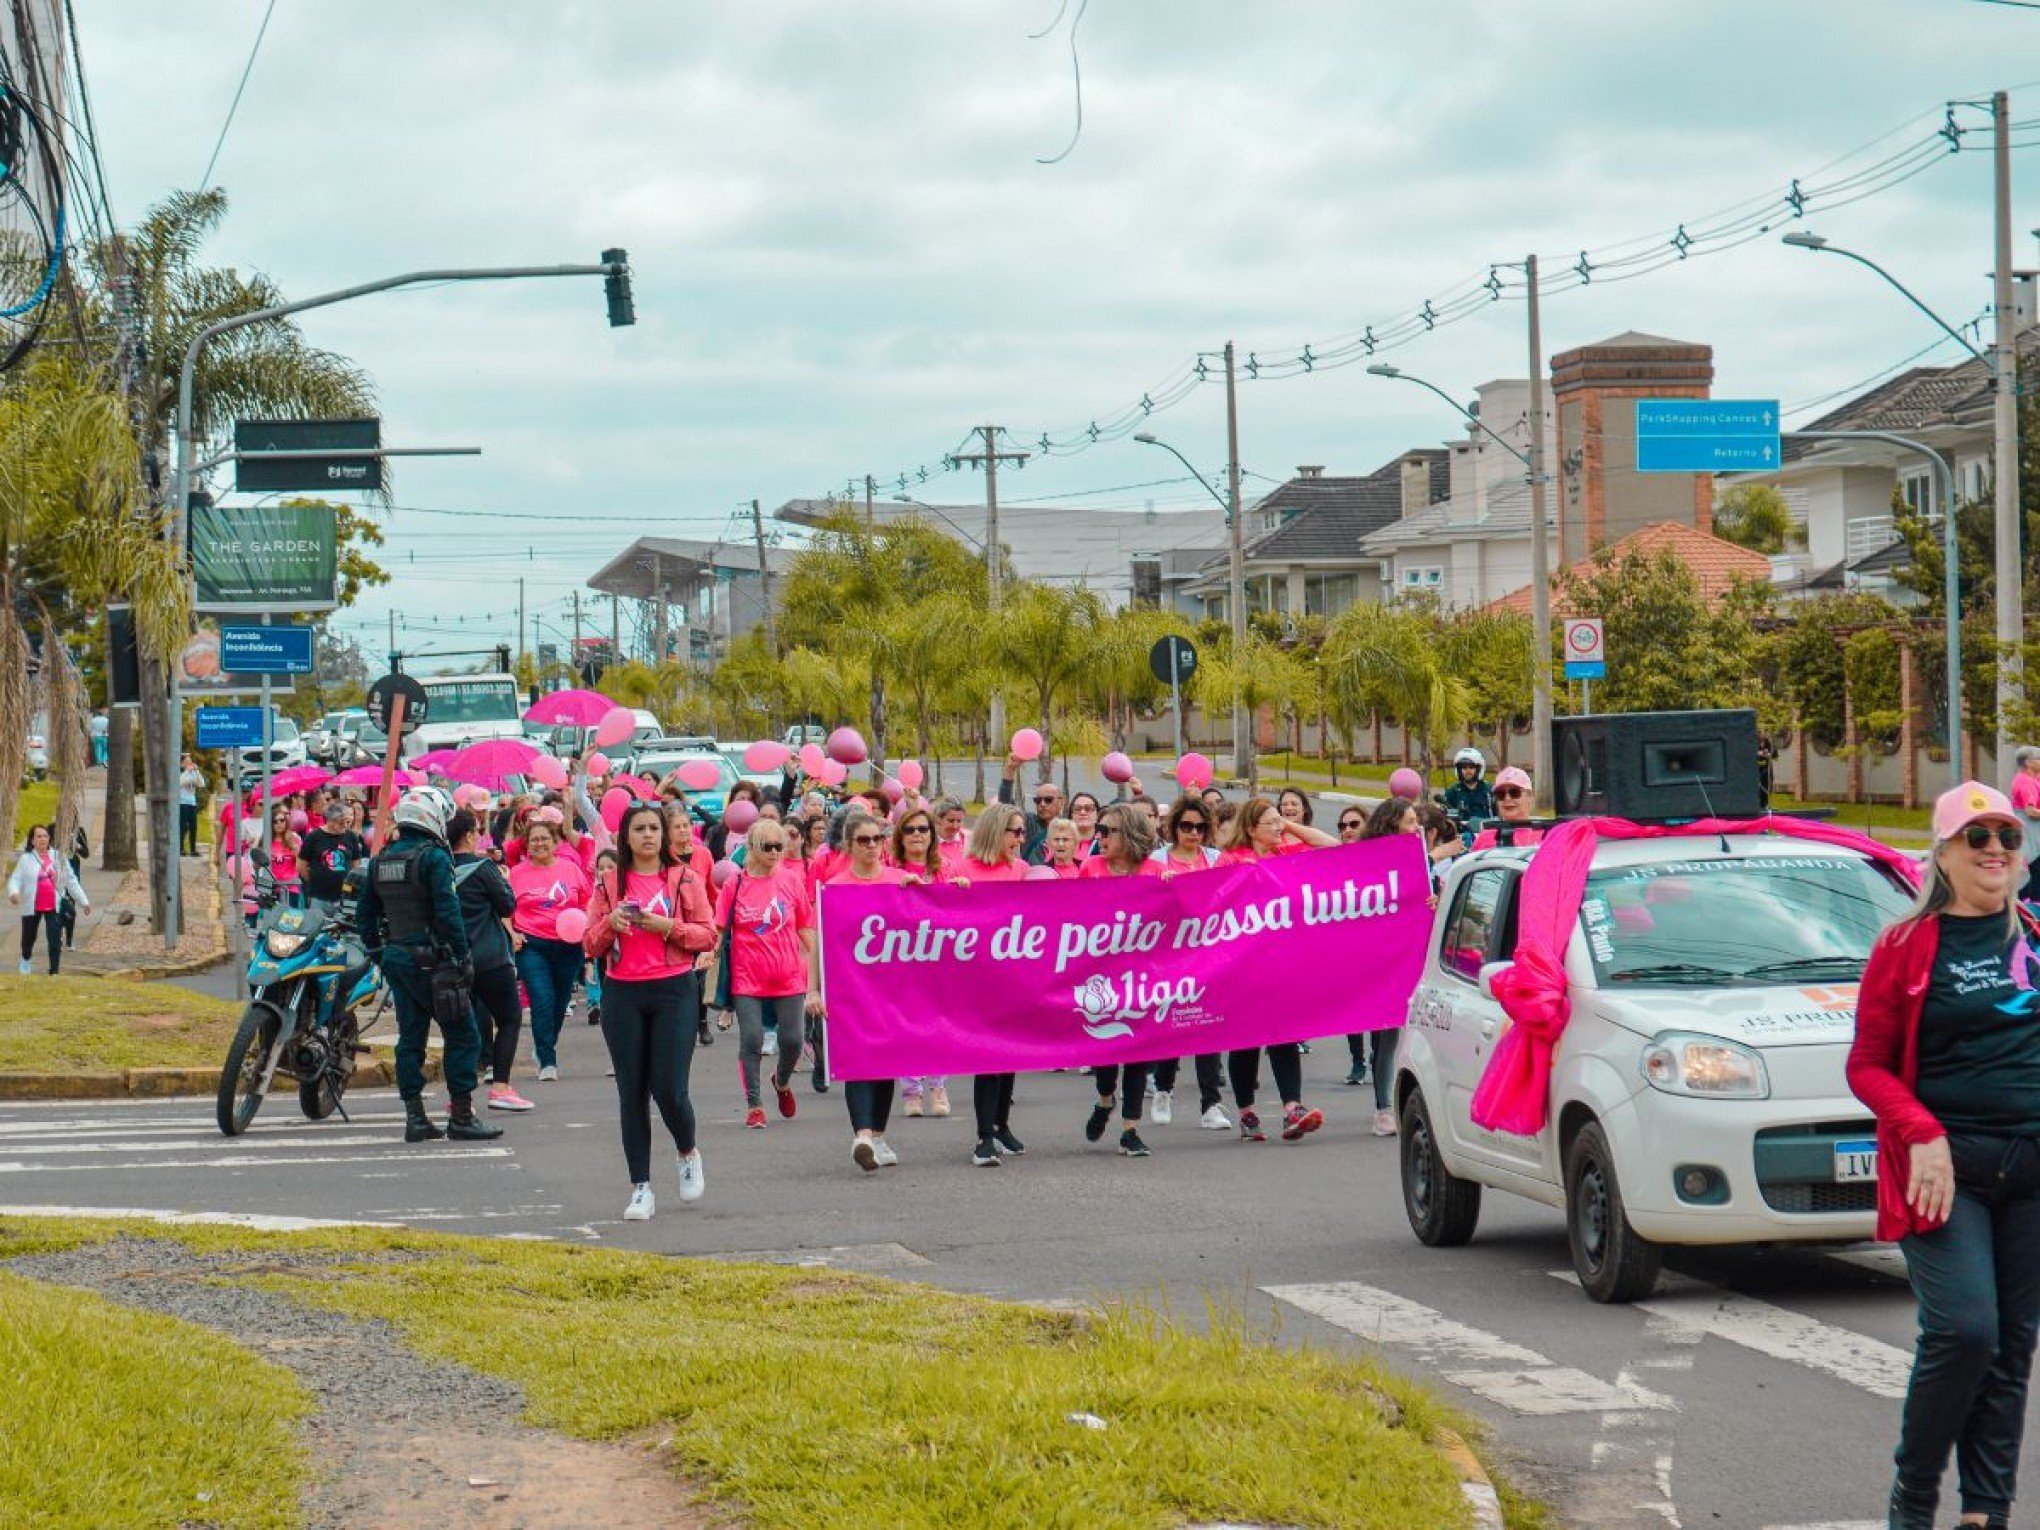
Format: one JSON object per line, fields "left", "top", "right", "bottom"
{"left": 1963, "top": 822, "right": 2025, "bottom": 852}
{"left": 754, "top": 841, "right": 786, "bottom": 853}
{"left": 1339, "top": 818, "right": 1363, "bottom": 831}
{"left": 1006, "top": 825, "right": 1025, "bottom": 836}
{"left": 1177, "top": 820, "right": 1207, "bottom": 834}
{"left": 1034, "top": 797, "right": 1059, "bottom": 807}
{"left": 851, "top": 834, "right": 886, "bottom": 847}
{"left": 1494, "top": 787, "right": 1527, "bottom": 801}
{"left": 903, "top": 823, "right": 932, "bottom": 834}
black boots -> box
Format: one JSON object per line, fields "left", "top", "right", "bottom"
{"left": 403, "top": 1097, "right": 444, "bottom": 1143}
{"left": 448, "top": 1096, "right": 503, "bottom": 1141}
{"left": 1885, "top": 1480, "right": 1935, "bottom": 1530}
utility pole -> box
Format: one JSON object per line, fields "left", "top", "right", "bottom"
{"left": 1993, "top": 89, "right": 2022, "bottom": 771}
{"left": 517, "top": 577, "right": 527, "bottom": 675}
{"left": 864, "top": 474, "right": 876, "bottom": 524}
{"left": 610, "top": 593, "right": 621, "bottom": 667}
{"left": 387, "top": 610, "right": 396, "bottom": 668}
{"left": 1223, "top": 341, "right": 1251, "bottom": 786}
{"left": 571, "top": 589, "right": 583, "bottom": 660}
{"left": 948, "top": 425, "right": 1030, "bottom": 751}
{"left": 1525, "top": 253, "right": 1555, "bottom": 812}
{"left": 751, "top": 497, "right": 779, "bottom": 654}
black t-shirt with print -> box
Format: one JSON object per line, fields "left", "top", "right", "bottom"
{"left": 299, "top": 829, "right": 368, "bottom": 902}
{"left": 1917, "top": 912, "right": 2040, "bottom": 1135}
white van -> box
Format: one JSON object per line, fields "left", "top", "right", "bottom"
{"left": 402, "top": 674, "right": 525, "bottom": 761}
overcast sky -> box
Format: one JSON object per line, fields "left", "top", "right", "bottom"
{"left": 72, "top": 1, "right": 2040, "bottom": 664}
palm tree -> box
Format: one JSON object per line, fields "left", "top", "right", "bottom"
{"left": 995, "top": 583, "right": 1103, "bottom": 782}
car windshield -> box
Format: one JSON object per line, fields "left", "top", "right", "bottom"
{"left": 272, "top": 718, "right": 299, "bottom": 742}
{"left": 1580, "top": 854, "right": 1913, "bottom": 987}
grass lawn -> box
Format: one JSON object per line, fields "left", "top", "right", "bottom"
{"left": 0, "top": 974, "right": 243, "bottom": 1073}
{"left": 0, "top": 1265, "right": 308, "bottom": 1529}
{"left": 14, "top": 778, "right": 56, "bottom": 843}
{"left": 0, "top": 1218, "right": 1523, "bottom": 1529}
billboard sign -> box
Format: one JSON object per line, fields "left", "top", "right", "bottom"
{"left": 233, "top": 417, "right": 382, "bottom": 493}
{"left": 192, "top": 501, "right": 338, "bottom": 612}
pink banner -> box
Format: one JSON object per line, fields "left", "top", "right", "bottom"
{"left": 819, "top": 837, "right": 1432, "bottom": 1080}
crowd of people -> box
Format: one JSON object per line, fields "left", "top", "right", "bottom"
{"left": 203, "top": 739, "right": 1537, "bottom": 1223}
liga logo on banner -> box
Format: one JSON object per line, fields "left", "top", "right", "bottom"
{"left": 818, "top": 836, "right": 1432, "bottom": 1081}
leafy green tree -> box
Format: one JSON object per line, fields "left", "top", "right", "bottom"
{"left": 1549, "top": 546, "right": 1770, "bottom": 716}
{"left": 994, "top": 583, "right": 1103, "bottom": 781}
{"left": 1436, "top": 608, "right": 1534, "bottom": 761}
{"left": 1713, "top": 484, "right": 1796, "bottom": 555}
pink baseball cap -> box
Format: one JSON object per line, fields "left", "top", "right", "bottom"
{"left": 1932, "top": 780, "right": 2018, "bottom": 842}
{"left": 1494, "top": 766, "right": 1533, "bottom": 793}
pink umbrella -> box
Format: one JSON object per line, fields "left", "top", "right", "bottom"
{"left": 334, "top": 764, "right": 422, "bottom": 788}
{"left": 445, "top": 738, "right": 543, "bottom": 790}
{"left": 268, "top": 764, "right": 332, "bottom": 796}
{"left": 409, "top": 749, "right": 461, "bottom": 773}
{"left": 523, "top": 689, "right": 615, "bottom": 728}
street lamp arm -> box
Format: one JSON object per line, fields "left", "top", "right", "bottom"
{"left": 1132, "top": 433, "right": 1233, "bottom": 516}
{"left": 891, "top": 493, "right": 987, "bottom": 551}
{"left": 1783, "top": 238, "right": 1987, "bottom": 365}
{"left": 1372, "top": 368, "right": 1533, "bottom": 468}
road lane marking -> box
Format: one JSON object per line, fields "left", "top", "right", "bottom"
{"left": 0, "top": 1203, "right": 399, "bottom": 1230}
{"left": 0, "top": 1134, "right": 409, "bottom": 1156}
{"left": 1262, "top": 1281, "right": 1671, "bottom": 1417}
{"left": 0, "top": 1148, "right": 513, "bottom": 1173}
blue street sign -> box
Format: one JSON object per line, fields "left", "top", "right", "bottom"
{"left": 1634, "top": 399, "right": 1780, "bottom": 473}
{"left": 219, "top": 624, "right": 314, "bottom": 675}
{"left": 1563, "top": 659, "right": 1606, "bottom": 680}
{"left": 195, "top": 706, "right": 268, "bottom": 750}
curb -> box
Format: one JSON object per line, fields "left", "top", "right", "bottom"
{"left": 0, "top": 1054, "right": 433, "bottom": 1102}
{"left": 97, "top": 948, "right": 229, "bottom": 983}
{"left": 1433, "top": 1424, "right": 1504, "bottom": 1530}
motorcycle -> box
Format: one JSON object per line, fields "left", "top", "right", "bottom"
{"left": 215, "top": 869, "right": 387, "bottom": 1136}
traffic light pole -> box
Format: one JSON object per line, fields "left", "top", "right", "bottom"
{"left": 162, "top": 257, "right": 631, "bottom": 944}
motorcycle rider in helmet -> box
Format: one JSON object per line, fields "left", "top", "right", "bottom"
{"left": 1442, "top": 747, "right": 1494, "bottom": 828}
{"left": 357, "top": 787, "right": 502, "bottom": 1144}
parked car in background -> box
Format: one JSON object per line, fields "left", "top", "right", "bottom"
{"left": 783, "top": 724, "right": 826, "bottom": 749}
{"left": 724, "top": 744, "right": 781, "bottom": 797}
{"left": 306, "top": 709, "right": 365, "bottom": 765}
{"left": 1395, "top": 835, "right": 1914, "bottom": 1303}
{"left": 331, "top": 715, "right": 389, "bottom": 770}
{"left": 233, "top": 714, "right": 306, "bottom": 786}
{"left": 25, "top": 715, "right": 47, "bottom": 781}
{"left": 631, "top": 747, "right": 739, "bottom": 819}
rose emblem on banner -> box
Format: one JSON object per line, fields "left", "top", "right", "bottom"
{"left": 1072, "top": 975, "right": 1134, "bottom": 1041}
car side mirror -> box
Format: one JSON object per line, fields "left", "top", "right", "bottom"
{"left": 1477, "top": 960, "right": 1514, "bottom": 1001}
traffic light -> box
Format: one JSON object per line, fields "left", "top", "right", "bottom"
{"left": 602, "top": 248, "right": 635, "bottom": 328}
{"left": 494, "top": 644, "right": 512, "bottom": 673}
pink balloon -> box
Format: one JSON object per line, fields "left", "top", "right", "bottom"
{"left": 1176, "top": 752, "right": 1214, "bottom": 791}
{"left": 531, "top": 755, "right": 568, "bottom": 790}
{"left": 744, "top": 739, "right": 790, "bottom": 772}
{"left": 586, "top": 752, "right": 611, "bottom": 778}
{"left": 711, "top": 858, "right": 737, "bottom": 887}
{"left": 819, "top": 758, "right": 849, "bottom": 787}
{"left": 724, "top": 799, "right": 759, "bottom": 834}
{"left": 826, "top": 727, "right": 867, "bottom": 765}
{"left": 593, "top": 705, "right": 637, "bottom": 749}
{"left": 798, "top": 743, "right": 827, "bottom": 777}
{"left": 1101, "top": 751, "right": 1134, "bottom": 784}
{"left": 896, "top": 758, "right": 924, "bottom": 791}
{"left": 881, "top": 777, "right": 904, "bottom": 804}
{"left": 1024, "top": 863, "right": 1059, "bottom": 881}
{"left": 678, "top": 759, "right": 720, "bottom": 791}
{"left": 554, "top": 908, "right": 589, "bottom": 944}
{"left": 1388, "top": 768, "right": 1425, "bottom": 801}
{"left": 600, "top": 786, "right": 631, "bottom": 833}
{"left": 288, "top": 810, "right": 309, "bottom": 834}
{"left": 1011, "top": 727, "right": 1044, "bottom": 761}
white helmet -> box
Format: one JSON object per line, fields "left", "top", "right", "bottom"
{"left": 1453, "top": 747, "right": 1485, "bottom": 770}
{"left": 393, "top": 786, "right": 454, "bottom": 843}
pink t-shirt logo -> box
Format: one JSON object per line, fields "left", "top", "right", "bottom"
{"left": 750, "top": 894, "right": 792, "bottom": 938}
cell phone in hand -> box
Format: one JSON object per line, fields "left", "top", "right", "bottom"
{"left": 621, "top": 898, "right": 643, "bottom": 924}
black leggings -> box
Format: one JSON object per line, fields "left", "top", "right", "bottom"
{"left": 1227, "top": 1044, "right": 1303, "bottom": 1112}
{"left": 1150, "top": 1054, "right": 1224, "bottom": 1112}
{"left": 19, "top": 911, "right": 61, "bottom": 973}
{"left": 1090, "top": 1062, "right": 1149, "bottom": 1123}
{"left": 599, "top": 972, "right": 699, "bottom": 1183}
{"left": 846, "top": 1078, "right": 895, "bottom": 1134}
{"left": 972, "top": 1073, "right": 1016, "bottom": 1139}
{"left": 468, "top": 963, "right": 523, "bottom": 1086}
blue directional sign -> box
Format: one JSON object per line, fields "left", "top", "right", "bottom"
{"left": 195, "top": 706, "right": 268, "bottom": 750}
{"left": 1634, "top": 399, "right": 1781, "bottom": 473}
{"left": 219, "top": 624, "right": 314, "bottom": 675}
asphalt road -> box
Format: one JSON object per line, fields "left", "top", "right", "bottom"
{"left": 0, "top": 1034, "right": 1950, "bottom": 1530}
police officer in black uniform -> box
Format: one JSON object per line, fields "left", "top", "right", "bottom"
{"left": 356, "top": 787, "right": 502, "bottom": 1144}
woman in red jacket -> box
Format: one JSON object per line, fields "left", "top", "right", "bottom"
{"left": 1848, "top": 780, "right": 2040, "bottom": 1530}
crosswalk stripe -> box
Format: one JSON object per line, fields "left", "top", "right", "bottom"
{"left": 1262, "top": 1281, "right": 1672, "bottom": 1417}
{"left": 1827, "top": 1245, "right": 1909, "bottom": 1281}
{"left": 0, "top": 1134, "right": 410, "bottom": 1157}
{"left": 0, "top": 1148, "right": 512, "bottom": 1173}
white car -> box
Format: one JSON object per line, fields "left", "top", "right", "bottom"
{"left": 1394, "top": 835, "right": 1914, "bottom": 1302}
{"left": 233, "top": 716, "right": 307, "bottom": 783}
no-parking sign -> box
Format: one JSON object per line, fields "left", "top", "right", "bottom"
{"left": 1563, "top": 617, "right": 1606, "bottom": 680}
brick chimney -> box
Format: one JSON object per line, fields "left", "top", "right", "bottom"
{"left": 1549, "top": 331, "right": 1714, "bottom": 562}
{"left": 1296, "top": 465, "right": 1324, "bottom": 479}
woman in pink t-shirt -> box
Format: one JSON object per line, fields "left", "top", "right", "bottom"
{"left": 710, "top": 818, "right": 819, "bottom": 1129}
{"left": 9, "top": 824, "right": 87, "bottom": 975}
{"left": 886, "top": 806, "right": 951, "bottom": 1119}
{"left": 583, "top": 801, "right": 716, "bottom": 1221}
{"left": 1142, "top": 796, "right": 1229, "bottom": 1131}
{"left": 267, "top": 803, "right": 303, "bottom": 904}
{"left": 1220, "top": 796, "right": 1333, "bottom": 1146}
{"left": 933, "top": 797, "right": 971, "bottom": 876}
{"left": 1076, "top": 804, "right": 1164, "bottom": 1158}
{"left": 819, "top": 810, "right": 912, "bottom": 1170}
{"left": 2013, "top": 747, "right": 2040, "bottom": 896}
{"left": 958, "top": 803, "right": 1031, "bottom": 1167}
{"left": 1043, "top": 819, "right": 1084, "bottom": 878}
{"left": 508, "top": 820, "right": 591, "bottom": 1081}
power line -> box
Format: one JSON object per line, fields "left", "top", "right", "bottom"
{"left": 197, "top": 0, "right": 279, "bottom": 194}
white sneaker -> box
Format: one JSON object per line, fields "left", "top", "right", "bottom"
{"left": 1200, "top": 1105, "right": 1232, "bottom": 1131}
{"left": 14, "top": 959, "right": 27, "bottom": 976}
{"left": 1373, "top": 1109, "right": 1398, "bottom": 1137}
{"left": 623, "top": 1184, "right": 654, "bottom": 1221}
{"left": 872, "top": 1137, "right": 899, "bottom": 1168}
{"left": 1150, "top": 1090, "right": 1174, "bottom": 1126}
{"left": 537, "top": 1064, "right": 560, "bottom": 1082}
{"left": 677, "top": 1150, "right": 705, "bottom": 1202}
{"left": 761, "top": 1032, "right": 778, "bottom": 1057}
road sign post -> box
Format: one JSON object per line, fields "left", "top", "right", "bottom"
{"left": 195, "top": 706, "right": 267, "bottom": 750}
{"left": 220, "top": 625, "right": 314, "bottom": 675}
{"left": 1149, "top": 636, "right": 1199, "bottom": 762}
{"left": 1634, "top": 400, "right": 1781, "bottom": 473}
{"left": 1562, "top": 617, "right": 1606, "bottom": 715}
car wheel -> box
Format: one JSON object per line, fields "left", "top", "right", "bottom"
{"left": 1400, "top": 1085, "right": 1481, "bottom": 1247}
{"left": 1564, "top": 1121, "right": 1662, "bottom": 1303}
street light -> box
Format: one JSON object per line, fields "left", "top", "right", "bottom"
{"left": 891, "top": 492, "right": 989, "bottom": 551}
{"left": 1367, "top": 361, "right": 1553, "bottom": 807}
{"left": 1783, "top": 227, "right": 2015, "bottom": 771}
{"left": 1133, "top": 430, "right": 1247, "bottom": 777}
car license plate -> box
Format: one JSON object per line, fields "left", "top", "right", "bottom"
{"left": 1833, "top": 1139, "right": 1878, "bottom": 1183}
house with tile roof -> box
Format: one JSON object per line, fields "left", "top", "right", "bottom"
{"left": 1485, "top": 521, "right": 1772, "bottom": 617}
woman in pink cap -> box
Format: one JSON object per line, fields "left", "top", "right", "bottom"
{"left": 1850, "top": 780, "right": 2040, "bottom": 1530}
{"left": 1470, "top": 766, "right": 1543, "bottom": 849}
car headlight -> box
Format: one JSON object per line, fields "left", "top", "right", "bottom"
{"left": 1639, "top": 1032, "right": 1769, "bottom": 1099}
{"left": 265, "top": 931, "right": 308, "bottom": 958}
